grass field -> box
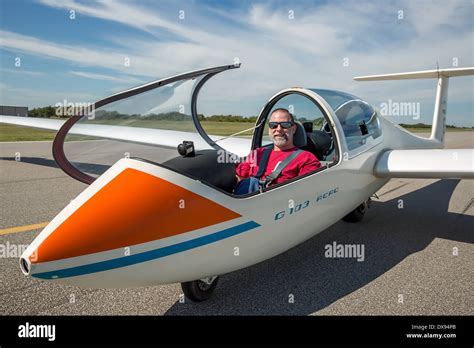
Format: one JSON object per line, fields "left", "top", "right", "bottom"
{"left": 0, "top": 122, "right": 472, "bottom": 142}
{"left": 0, "top": 124, "right": 57, "bottom": 141}
{"left": 401, "top": 127, "right": 473, "bottom": 133}
{"left": 86, "top": 119, "right": 257, "bottom": 136}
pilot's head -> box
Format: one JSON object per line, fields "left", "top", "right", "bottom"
{"left": 268, "top": 108, "right": 297, "bottom": 150}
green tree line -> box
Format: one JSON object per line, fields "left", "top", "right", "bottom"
{"left": 26, "top": 107, "right": 471, "bottom": 128}
{"left": 398, "top": 123, "right": 469, "bottom": 129}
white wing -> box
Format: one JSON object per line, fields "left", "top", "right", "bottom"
{"left": 1, "top": 115, "right": 65, "bottom": 131}
{"left": 375, "top": 149, "right": 474, "bottom": 179}
{"left": 0, "top": 115, "right": 252, "bottom": 157}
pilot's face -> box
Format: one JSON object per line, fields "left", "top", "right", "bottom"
{"left": 268, "top": 111, "right": 296, "bottom": 148}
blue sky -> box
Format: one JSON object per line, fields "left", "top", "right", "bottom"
{"left": 0, "top": 0, "right": 473, "bottom": 126}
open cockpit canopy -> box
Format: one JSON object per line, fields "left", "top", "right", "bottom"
{"left": 55, "top": 64, "right": 249, "bottom": 184}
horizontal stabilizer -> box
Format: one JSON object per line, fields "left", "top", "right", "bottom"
{"left": 375, "top": 149, "right": 474, "bottom": 179}
{"left": 354, "top": 67, "right": 474, "bottom": 145}
{"left": 354, "top": 67, "right": 474, "bottom": 81}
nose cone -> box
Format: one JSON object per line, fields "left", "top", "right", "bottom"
{"left": 25, "top": 166, "right": 240, "bottom": 276}
{"left": 20, "top": 256, "right": 31, "bottom": 275}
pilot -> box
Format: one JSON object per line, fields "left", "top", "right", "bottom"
{"left": 234, "top": 108, "right": 321, "bottom": 194}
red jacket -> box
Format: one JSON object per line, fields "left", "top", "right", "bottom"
{"left": 236, "top": 147, "right": 321, "bottom": 185}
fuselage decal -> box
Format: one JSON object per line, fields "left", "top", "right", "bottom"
{"left": 32, "top": 221, "right": 260, "bottom": 280}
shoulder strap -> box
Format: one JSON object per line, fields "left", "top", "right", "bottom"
{"left": 262, "top": 149, "right": 303, "bottom": 186}
{"left": 255, "top": 147, "right": 272, "bottom": 179}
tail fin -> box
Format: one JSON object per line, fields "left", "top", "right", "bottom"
{"left": 354, "top": 67, "right": 474, "bottom": 145}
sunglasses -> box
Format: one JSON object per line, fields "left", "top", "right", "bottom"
{"left": 268, "top": 121, "right": 294, "bottom": 129}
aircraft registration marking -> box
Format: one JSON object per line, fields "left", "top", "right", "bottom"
{"left": 274, "top": 187, "right": 339, "bottom": 220}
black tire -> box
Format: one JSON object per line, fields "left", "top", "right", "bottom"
{"left": 181, "top": 276, "right": 219, "bottom": 302}
{"left": 342, "top": 202, "right": 367, "bottom": 223}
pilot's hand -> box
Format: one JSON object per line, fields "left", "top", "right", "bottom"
{"left": 235, "top": 175, "right": 243, "bottom": 183}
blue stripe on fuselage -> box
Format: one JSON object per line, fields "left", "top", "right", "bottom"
{"left": 33, "top": 220, "right": 260, "bottom": 280}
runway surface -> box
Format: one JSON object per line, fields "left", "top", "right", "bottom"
{"left": 0, "top": 132, "right": 472, "bottom": 315}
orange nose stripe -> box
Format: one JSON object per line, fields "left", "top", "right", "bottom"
{"left": 33, "top": 168, "right": 240, "bottom": 263}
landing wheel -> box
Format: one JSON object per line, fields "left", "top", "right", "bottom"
{"left": 343, "top": 198, "right": 371, "bottom": 223}
{"left": 181, "top": 276, "right": 219, "bottom": 302}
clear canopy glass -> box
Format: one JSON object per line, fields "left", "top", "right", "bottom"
{"left": 311, "top": 89, "right": 382, "bottom": 151}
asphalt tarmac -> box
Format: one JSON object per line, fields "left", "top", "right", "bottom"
{"left": 0, "top": 132, "right": 472, "bottom": 315}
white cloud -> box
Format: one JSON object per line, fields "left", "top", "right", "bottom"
{"left": 0, "top": 84, "right": 97, "bottom": 108}
{"left": 37, "top": 0, "right": 216, "bottom": 44}
{"left": 0, "top": 30, "right": 128, "bottom": 71}
{"left": 69, "top": 70, "right": 143, "bottom": 84}
{"left": 0, "top": 68, "right": 45, "bottom": 76}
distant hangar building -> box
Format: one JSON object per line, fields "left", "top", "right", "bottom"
{"left": 0, "top": 105, "right": 28, "bottom": 117}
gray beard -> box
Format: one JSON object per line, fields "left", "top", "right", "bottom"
{"left": 272, "top": 134, "right": 288, "bottom": 147}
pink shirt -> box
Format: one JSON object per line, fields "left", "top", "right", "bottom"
{"left": 236, "top": 147, "right": 321, "bottom": 185}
